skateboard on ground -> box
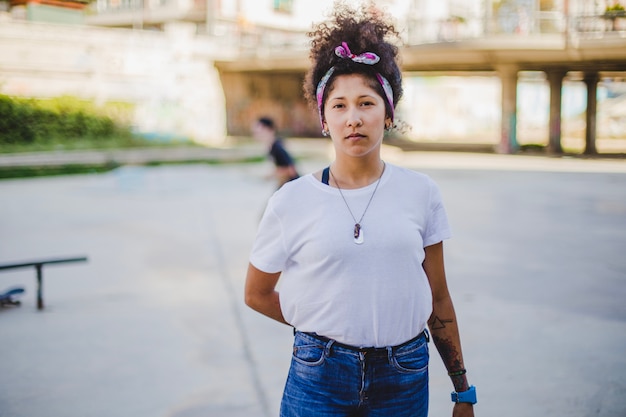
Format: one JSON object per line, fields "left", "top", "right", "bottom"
{"left": 0, "top": 287, "right": 25, "bottom": 307}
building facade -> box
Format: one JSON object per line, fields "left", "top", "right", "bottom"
{"left": 1, "top": 0, "right": 625, "bottom": 150}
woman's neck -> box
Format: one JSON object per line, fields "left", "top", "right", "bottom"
{"left": 329, "top": 157, "right": 385, "bottom": 189}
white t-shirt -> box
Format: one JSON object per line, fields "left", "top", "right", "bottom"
{"left": 249, "top": 163, "right": 451, "bottom": 347}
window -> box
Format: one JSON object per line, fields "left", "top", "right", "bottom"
{"left": 273, "top": 0, "right": 293, "bottom": 14}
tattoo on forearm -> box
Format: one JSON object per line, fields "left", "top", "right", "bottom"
{"left": 450, "top": 374, "right": 469, "bottom": 392}
{"left": 432, "top": 336, "right": 462, "bottom": 369}
{"left": 428, "top": 316, "right": 469, "bottom": 391}
{"left": 433, "top": 336, "right": 468, "bottom": 391}
{"left": 428, "top": 315, "right": 453, "bottom": 330}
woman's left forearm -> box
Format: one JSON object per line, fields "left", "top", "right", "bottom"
{"left": 428, "top": 293, "right": 469, "bottom": 392}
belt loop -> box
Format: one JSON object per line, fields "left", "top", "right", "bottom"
{"left": 424, "top": 328, "right": 430, "bottom": 343}
{"left": 386, "top": 345, "right": 393, "bottom": 361}
{"left": 324, "top": 339, "right": 335, "bottom": 357}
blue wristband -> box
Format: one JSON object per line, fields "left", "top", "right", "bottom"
{"left": 451, "top": 385, "right": 477, "bottom": 404}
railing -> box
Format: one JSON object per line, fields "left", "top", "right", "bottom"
{"left": 201, "top": 12, "right": 626, "bottom": 58}
{"left": 402, "top": 12, "right": 626, "bottom": 44}
{"left": 96, "top": 0, "right": 143, "bottom": 13}
{"left": 0, "top": 256, "right": 88, "bottom": 310}
{"left": 571, "top": 12, "right": 626, "bottom": 37}
{"left": 83, "top": 0, "right": 626, "bottom": 52}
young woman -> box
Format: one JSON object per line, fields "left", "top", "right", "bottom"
{"left": 245, "top": 4, "right": 476, "bottom": 416}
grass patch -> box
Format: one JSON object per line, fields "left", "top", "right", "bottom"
{"left": 0, "top": 163, "right": 121, "bottom": 180}
{"left": 0, "top": 155, "right": 267, "bottom": 180}
{"left": 143, "top": 155, "right": 266, "bottom": 167}
{"left": 0, "top": 136, "right": 194, "bottom": 154}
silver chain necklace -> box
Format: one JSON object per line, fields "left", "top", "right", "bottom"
{"left": 329, "top": 162, "right": 385, "bottom": 245}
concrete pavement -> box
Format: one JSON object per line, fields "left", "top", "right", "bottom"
{"left": 0, "top": 144, "right": 625, "bottom": 417}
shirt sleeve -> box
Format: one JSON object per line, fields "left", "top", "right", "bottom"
{"left": 249, "top": 198, "right": 289, "bottom": 273}
{"left": 270, "top": 141, "right": 295, "bottom": 167}
{"left": 423, "top": 179, "right": 452, "bottom": 247}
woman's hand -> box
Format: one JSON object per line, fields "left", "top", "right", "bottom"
{"left": 453, "top": 402, "right": 475, "bottom": 417}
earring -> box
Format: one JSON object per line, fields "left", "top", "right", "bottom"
{"left": 322, "top": 129, "right": 329, "bottom": 137}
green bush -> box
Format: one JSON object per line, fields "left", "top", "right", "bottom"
{"left": 0, "top": 94, "right": 134, "bottom": 148}
{"left": 0, "top": 95, "right": 34, "bottom": 144}
{"left": 606, "top": 4, "right": 625, "bottom": 12}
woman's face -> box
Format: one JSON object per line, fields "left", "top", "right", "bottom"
{"left": 322, "top": 73, "right": 390, "bottom": 159}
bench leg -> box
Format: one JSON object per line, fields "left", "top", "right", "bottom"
{"left": 36, "top": 264, "right": 44, "bottom": 310}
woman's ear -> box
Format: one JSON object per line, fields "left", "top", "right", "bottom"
{"left": 321, "top": 120, "right": 330, "bottom": 136}
{"left": 384, "top": 117, "right": 392, "bottom": 130}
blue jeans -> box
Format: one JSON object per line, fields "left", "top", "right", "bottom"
{"left": 280, "top": 331, "right": 429, "bottom": 417}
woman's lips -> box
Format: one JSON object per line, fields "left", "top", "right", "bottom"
{"left": 346, "top": 133, "right": 365, "bottom": 139}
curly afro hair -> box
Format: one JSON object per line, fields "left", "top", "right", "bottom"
{"left": 303, "top": 2, "right": 403, "bottom": 122}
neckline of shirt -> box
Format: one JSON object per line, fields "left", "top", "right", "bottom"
{"left": 306, "top": 163, "right": 393, "bottom": 194}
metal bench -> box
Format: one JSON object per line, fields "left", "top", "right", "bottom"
{"left": 0, "top": 256, "right": 88, "bottom": 310}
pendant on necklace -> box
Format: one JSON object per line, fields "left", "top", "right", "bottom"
{"left": 353, "top": 223, "right": 364, "bottom": 244}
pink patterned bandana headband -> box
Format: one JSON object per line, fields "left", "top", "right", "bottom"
{"left": 315, "top": 42, "right": 395, "bottom": 128}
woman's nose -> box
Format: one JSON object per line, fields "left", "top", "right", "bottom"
{"left": 346, "top": 109, "right": 363, "bottom": 127}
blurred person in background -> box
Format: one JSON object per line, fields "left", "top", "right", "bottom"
{"left": 252, "top": 116, "right": 300, "bottom": 189}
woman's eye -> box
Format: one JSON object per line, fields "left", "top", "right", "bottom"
{"left": 361, "top": 101, "right": 374, "bottom": 106}
{"left": 332, "top": 103, "right": 345, "bottom": 109}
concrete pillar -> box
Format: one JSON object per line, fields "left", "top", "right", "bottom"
{"left": 497, "top": 66, "right": 519, "bottom": 154}
{"left": 205, "top": 0, "right": 217, "bottom": 35}
{"left": 547, "top": 69, "right": 566, "bottom": 154}
{"left": 583, "top": 72, "right": 599, "bottom": 155}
